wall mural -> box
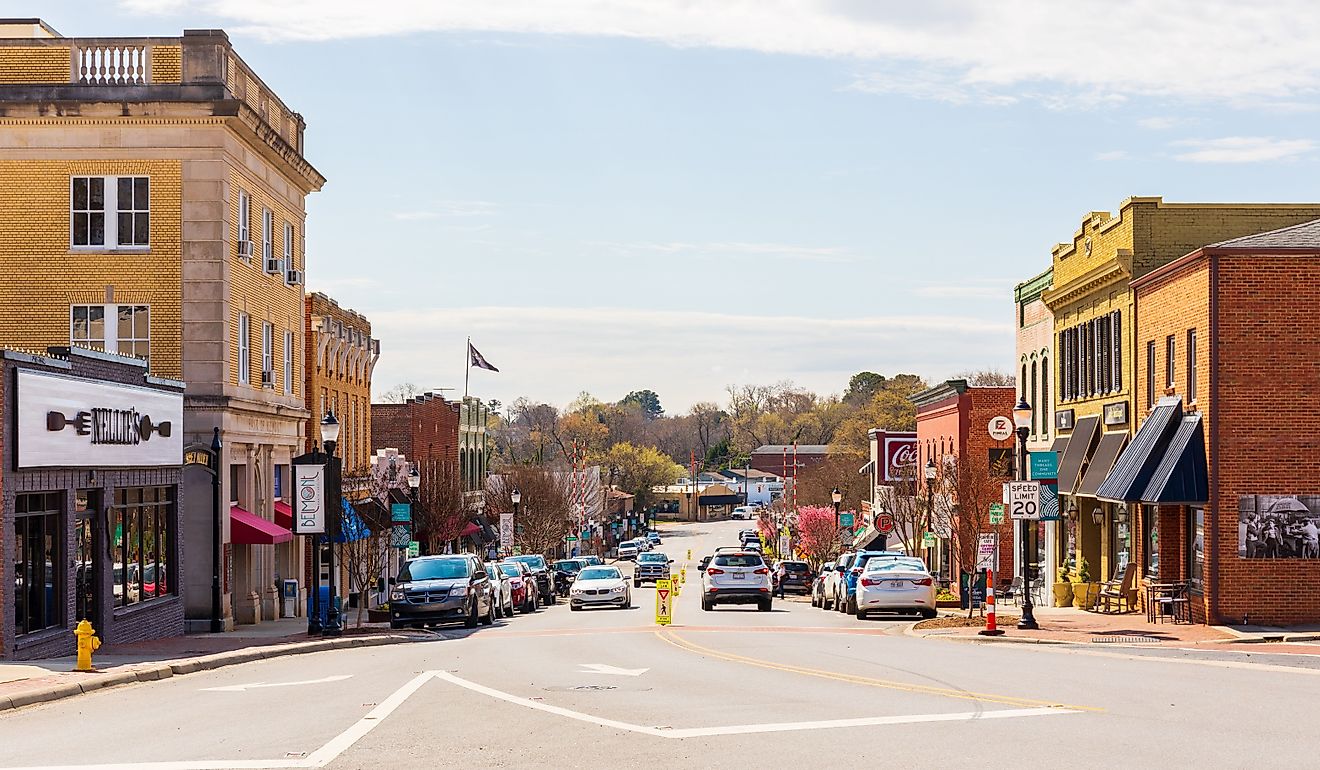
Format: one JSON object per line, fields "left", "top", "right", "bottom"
{"left": 1238, "top": 495, "right": 1320, "bottom": 559}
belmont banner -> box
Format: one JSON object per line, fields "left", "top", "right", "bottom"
{"left": 293, "top": 465, "right": 326, "bottom": 534}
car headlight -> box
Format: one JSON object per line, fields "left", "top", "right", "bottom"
{"left": 449, "top": 585, "right": 468, "bottom": 597}
{"left": 389, "top": 590, "right": 404, "bottom": 602}
{"left": 611, "top": 585, "right": 625, "bottom": 593}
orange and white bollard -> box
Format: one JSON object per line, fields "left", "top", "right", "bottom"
{"left": 979, "top": 568, "right": 1004, "bottom": 637}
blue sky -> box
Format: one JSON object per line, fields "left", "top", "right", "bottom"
{"left": 27, "top": 1, "right": 1320, "bottom": 412}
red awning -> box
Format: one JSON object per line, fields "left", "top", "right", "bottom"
{"left": 273, "top": 500, "right": 293, "bottom": 530}
{"left": 231, "top": 505, "right": 292, "bottom": 545}
{"left": 460, "top": 522, "right": 481, "bottom": 537}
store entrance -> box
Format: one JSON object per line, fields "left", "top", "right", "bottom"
{"left": 75, "top": 490, "right": 100, "bottom": 627}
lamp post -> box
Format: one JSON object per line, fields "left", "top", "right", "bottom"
{"left": 924, "top": 458, "right": 937, "bottom": 571}
{"left": 321, "top": 411, "right": 343, "bottom": 637}
{"left": 831, "top": 487, "right": 843, "bottom": 549}
{"left": 407, "top": 466, "right": 420, "bottom": 559}
{"left": 210, "top": 427, "right": 223, "bottom": 633}
{"left": 1012, "top": 397, "right": 1038, "bottom": 630}
{"left": 511, "top": 488, "right": 521, "bottom": 555}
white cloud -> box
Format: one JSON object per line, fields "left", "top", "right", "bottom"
{"left": 595, "top": 240, "right": 856, "bottom": 264}
{"left": 367, "top": 305, "right": 1010, "bottom": 411}
{"left": 390, "top": 200, "right": 497, "bottom": 220}
{"left": 1137, "top": 116, "right": 1180, "bottom": 130}
{"left": 121, "top": 1, "right": 1320, "bottom": 106}
{"left": 912, "top": 280, "right": 1013, "bottom": 300}
{"left": 1171, "top": 136, "right": 1315, "bottom": 163}
{"left": 1094, "top": 150, "right": 1129, "bottom": 161}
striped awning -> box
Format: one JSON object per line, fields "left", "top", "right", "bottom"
{"left": 1097, "top": 398, "right": 1187, "bottom": 503}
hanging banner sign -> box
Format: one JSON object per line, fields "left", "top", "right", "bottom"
{"left": 500, "top": 512, "right": 515, "bottom": 550}
{"left": 391, "top": 503, "right": 412, "bottom": 523}
{"left": 293, "top": 465, "right": 326, "bottom": 534}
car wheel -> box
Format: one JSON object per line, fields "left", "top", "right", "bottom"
{"left": 921, "top": 608, "right": 938, "bottom": 619}
{"left": 846, "top": 595, "right": 858, "bottom": 615}
{"left": 622, "top": 596, "right": 631, "bottom": 609}
{"left": 389, "top": 620, "right": 405, "bottom": 630}
{"left": 701, "top": 596, "right": 713, "bottom": 611}
{"left": 810, "top": 592, "right": 819, "bottom": 608}
{"left": 463, "top": 601, "right": 479, "bottom": 628}
{"left": 856, "top": 606, "right": 868, "bottom": 620}
{"left": 634, "top": 580, "right": 642, "bottom": 588}
{"left": 822, "top": 594, "right": 833, "bottom": 611}
{"left": 758, "top": 600, "right": 772, "bottom": 612}
{"left": 482, "top": 599, "right": 496, "bottom": 626}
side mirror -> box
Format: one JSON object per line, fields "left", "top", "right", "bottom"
{"left": 474, "top": 570, "right": 487, "bottom": 580}
{"left": 668, "top": 558, "right": 674, "bottom": 563}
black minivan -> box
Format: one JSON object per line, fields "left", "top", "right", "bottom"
{"left": 389, "top": 554, "right": 495, "bottom": 629}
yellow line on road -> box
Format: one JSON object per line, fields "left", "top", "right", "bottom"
{"left": 656, "top": 630, "right": 1102, "bottom": 713}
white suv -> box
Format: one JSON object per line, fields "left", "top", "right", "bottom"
{"left": 700, "top": 552, "right": 772, "bottom": 611}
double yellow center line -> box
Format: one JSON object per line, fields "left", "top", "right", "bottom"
{"left": 656, "top": 630, "right": 1101, "bottom": 713}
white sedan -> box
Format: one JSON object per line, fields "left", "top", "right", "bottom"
{"left": 570, "top": 566, "right": 633, "bottom": 611}
{"left": 854, "top": 559, "right": 937, "bottom": 619}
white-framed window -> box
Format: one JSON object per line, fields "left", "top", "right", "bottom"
{"left": 237, "top": 190, "right": 251, "bottom": 254}
{"left": 283, "top": 222, "right": 294, "bottom": 265}
{"left": 261, "top": 322, "right": 273, "bottom": 385}
{"left": 71, "top": 176, "right": 149, "bottom": 248}
{"left": 238, "top": 313, "right": 251, "bottom": 385}
{"left": 283, "top": 330, "right": 294, "bottom": 395}
{"left": 262, "top": 208, "right": 273, "bottom": 262}
{"left": 70, "top": 304, "right": 150, "bottom": 362}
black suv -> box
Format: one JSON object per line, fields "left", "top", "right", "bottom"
{"left": 508, "top": 554, "right": 556, "bottom": 604}
{"left": 388, "top": 554, "right": 494, "bottom": 629}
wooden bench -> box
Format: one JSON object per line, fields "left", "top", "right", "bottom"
{"left": 1097, "top": 563, "right": 1136, "bottom": 614}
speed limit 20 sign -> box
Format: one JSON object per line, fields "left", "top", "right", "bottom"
{"left": 1009, "top": 481, "right": 1042, "bottom": 520}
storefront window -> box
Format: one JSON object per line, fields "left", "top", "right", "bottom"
{"left": 1189, "top": 508, "right": 1205, "bottom": 590}
{"left": 75, "top": 491, "right": 99, "bottom": 623}
{"left": 112, "top": 487, "right": 173, "bottom": 607}
{"left": 1144, "top": 505, "right": 1160, "bottom": 578}
{"left": 15, "top": 492, "right": 63, "bottom": 635}
{"left": 1112, "top": 513, "right": 1131, "bottom": 573}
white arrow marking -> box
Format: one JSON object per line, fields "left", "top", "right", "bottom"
{"left": 201, "top": 674, "right": 353, "bottom": 692}
{"left": 578, "top": 663, "right": 650, "bottom": 677}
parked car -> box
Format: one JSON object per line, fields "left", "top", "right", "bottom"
{"left": 617, "top": 540, "right": 642, "bottom": 560}
{"left": 743, "top": 540, "right": 763, "bottom": 553}
{"left": 578, "top": 555, "right": 605, "bottom": 567}
{"left": 834, "top": 550, "right": 911, "bottom": 614}
{"left": 854, "top": 558, "right": 937, "bottom": 619}
{"left": 388, "top": 554, "right": 494, "bottom": 629}
{"left": 570, "top": 565, "right": 632, "bottom": 611}
{"left": 701, "top": 551, "right": 772, "bottom": 611}
{"left": 774, "top": 560, "right": 814, "bottom": 594}
{"left": 508, "top": 554, "right": 556, "bottom": 604}
{"left": 498, "top": 561, "right": 538, "bottom": 613}
{"left": 634, "top": 551, "right": 673, "bottom": 586}
{"left": 485, "top": 560, "right": 515, "bottom": 618}
{"left": 820, "top": 554, "right": 852, "bottom": 611}
{"left": 810, "top": 561, "right": 835, "bottom": 607}
{"left": 552, "top": 558, "right": 586, "bottom": 597}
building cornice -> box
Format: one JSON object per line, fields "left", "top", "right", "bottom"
{"left": 1041, "top": 261, "right": 1129, "bottom": 311}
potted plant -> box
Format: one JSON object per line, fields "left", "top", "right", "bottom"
{"left": 1053, "top": 566, "right": 1075, "bottom": 607}
{"left": 367, "top": 602, "right": 391, "bottom": 624}
{"left": 1072, "top": 558, "right": 1101, "bottom": 609}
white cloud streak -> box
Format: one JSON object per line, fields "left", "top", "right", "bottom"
{"left": 595, "top": 240, "right": 856, "bottom": 264}
{"left": 1171, "top": 136, "right": 1315, "bottom": 163}
{"left": 122, "top": 1, "right": 1320, "bottom": 106}
{"left": 1094, "top": 150, "right": 1129, "bottom": 162}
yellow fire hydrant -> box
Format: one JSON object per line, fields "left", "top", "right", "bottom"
{"left": 74, "top": 619, "right": 101, "bottom": 672}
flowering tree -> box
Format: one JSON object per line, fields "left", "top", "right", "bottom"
{"left": 795, "top": 505, "right": 846, "bottom": 569}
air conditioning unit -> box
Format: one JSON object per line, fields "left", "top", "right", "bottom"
{"left": 285, "top": 268, "right": 304, "bottom": 286}
{"left": 264, "top": 257, "right": 284, "bottom": 274}
{"left": 237, "top": 240, "right": 253, "bottom": 259}
{"left": 261, "top": 370, "right": 274, "bottom": 387}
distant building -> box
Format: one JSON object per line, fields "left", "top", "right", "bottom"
{"left": 750, "top": 444, "right": 829, "bottom": 476}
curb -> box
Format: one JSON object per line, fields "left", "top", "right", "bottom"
{"left": 0, "top": 633, "right": 424, "bottom": 714}
{"left": 902, "top": 621, "right": 1072, "bottom": 646}
{"left": 1203, "top": 633, "right": 1320, "bottom": 645}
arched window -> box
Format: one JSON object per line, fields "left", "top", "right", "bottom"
{"left": 1031, "top": 361, "right": 1039, "bottom": 438}
{"left": 1041, "top": 355, "right": 1050, "bottom": 435}
{"left": 1021, "top": 363, "right": 1028, "bottom": 400}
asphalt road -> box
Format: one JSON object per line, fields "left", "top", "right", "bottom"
{"left": 2, "top": 519, "right": 1319, "bottom": 769}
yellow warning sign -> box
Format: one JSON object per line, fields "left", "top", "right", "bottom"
{"left": 655, "top": 578, "right": 673, "bottom": 626}
{"left": 686, "top": 548, "right": 692, "bottom": 560}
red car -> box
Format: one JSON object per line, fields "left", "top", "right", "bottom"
{"left": 499, "top": 561, "right": 539, "bottom": 613}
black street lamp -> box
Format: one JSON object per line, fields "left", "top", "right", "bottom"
{"left": 209, "top": 427, "right": 223, "bottom": 633}
{"left": 511, "top": 488, "right": 521, "bottom": 555}
{"left": 831, "top": 487, "right": 843, "bottom": 547}
{"left": 1013, "top": 397, "right": 1038, "bottom": 630}
{"left": 924, "top": 457, "right": 937, "bottom": 571}
{"left": 321, "top": 411, "right": 343, "bottom": 637}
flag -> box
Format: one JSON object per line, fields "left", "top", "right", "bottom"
{"left": 469, "top": 342, "right": 499, "bottom": 372}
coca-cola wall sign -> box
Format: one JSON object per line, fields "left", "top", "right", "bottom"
{"left": 16, "top": 369, "right": 183, "bottom": 469}
{"left": 884, "top": 436, "right": 918, "bottom": 481}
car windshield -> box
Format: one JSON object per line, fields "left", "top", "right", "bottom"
{"left": 713, "top": 554, "right": 763, "bottom": 567}
{"left": 638, "top": 553, "right": 667, "bottom": 562}
{"left": 510, "top": 555, "right": 546, "bottom": 570}
{"left": 782, "top": 562, "right": 810, "bottom": 572}
{"left": 499, "top": 564, "right": 522, "bottom": 578}
{"left": 554, "top": 560, "right": 582, "bottom": 572}
{"left": 865, "top": 559, "right": 928, "bottom": 573}
{"left": 578, "top": 567, "right": 622, "bottom": 581}
{"left": 399, "top": 558, "right": 470, "bottom": 581}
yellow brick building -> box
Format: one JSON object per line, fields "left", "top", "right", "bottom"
{"left": 0, "top": 22, "right": 325, "bottom": 629}
{"left": 305, "top": 292, "right": 379, "bottom": 476}
{"left": 1042, "top": 198, "right": 1320, "bottom": 585}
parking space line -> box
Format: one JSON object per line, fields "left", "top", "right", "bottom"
{"left": 657, "top": 630, "right": 1101, "bottom": 713}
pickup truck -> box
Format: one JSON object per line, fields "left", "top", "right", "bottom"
{"left": 633, "top": 552, "right": 673, "bottom": 587}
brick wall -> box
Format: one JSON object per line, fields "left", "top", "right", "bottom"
{"left": 303, "top": 293, "right": 374, "bottom": 472}
{"left": 967, "top": 388, "right": 1019, "bottom": 575}
{"left": 370, "top": 396, "right": 459, "bottom": 470}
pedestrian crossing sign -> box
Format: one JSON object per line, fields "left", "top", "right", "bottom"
{"left": 655, "top": 579, "right": 673, "bottom": 626}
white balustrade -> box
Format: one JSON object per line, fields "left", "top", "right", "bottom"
{"left": 77, "top": 45, "right": 147, "bottom": 85}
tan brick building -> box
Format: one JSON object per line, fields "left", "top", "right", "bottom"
{"left": 1043, "top": 198, "right": 1320, "bottom": 587}
{"left": 0, "top": 21, "right": 324, "bottom": 629}
{"left": 304, "top": 293, "right": 379, "bottom": 474}
{"left": 1097, "top": 219, "right": 1320, "bottom": 625}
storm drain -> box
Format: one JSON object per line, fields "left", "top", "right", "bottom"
{"left": 1090, "top": 635, "right": 1160, "bottom": 644}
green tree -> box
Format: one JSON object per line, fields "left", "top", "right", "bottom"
{"left": 595, "top": 442, "right": 684, "bottom": 509}
{"left": 830, "top": 374, "right": 928, "bottom": 456}
{"left": 619, "top": 389, "right": 664, "bottom": 420}
{"left": 844, "top": 371, "right": 886, "bottom": 405}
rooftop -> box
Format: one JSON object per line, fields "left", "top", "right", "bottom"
{"left": 751, "top": 444, "right": 830, "bottom": 454}
{"left": 1210, "top": 217, "right": 1320, "bottom": 250}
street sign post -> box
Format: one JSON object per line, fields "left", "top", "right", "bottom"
{"left": 839, "top": 512, "right": 855, "bottom": 528}
{"left": 1009, "top": 481, "right": 1042, "bottom": 520}
{"left": 655, "top": 578, "right": 673, "bottom": 626}
{"left": 976, "top": 533, "right": 998, "bottom": 571}
{"left": 875, "top": 512, "right": 895, "bottom": 534}
{"left": 989, "top": 503, "right": 1004, "bottom": 525}
{"left": 406, "top": 541, "right": 420, "bottom": 558}
{"left": 922, "top": 531, "right": 937, "bottom": 547}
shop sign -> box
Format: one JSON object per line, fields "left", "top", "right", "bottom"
{"left": 976, "top": 533, "right": 998, "bottom": 571}
{"left": 293, "top": 465, "right": 326, "bottom": 534}
{"left": 17, "top": 369, "right": 183, "bottom": 468}
{"left": 988, "top": 416, "right": 1013, "bottom": 441}
{"left": 1103, "top": 401, "right": 1129, "bottom": 426}
{"left": 391, "top": 503, "right": 412, "bottom": 523}
{"left": 390, "top": 523, "right": 411, "bottom": 548}
{"left": 883, "top": 436, "right": 918, "bottom": 481}
{"left": 1055, "top": 409, "right": 1075, "bottom": 432}
{"left": 1029, "top": 451, "right": 1058, "bottom": 481}
{"left": 875, "top": 512, "right": 895, "bottom": 534}
{"left": 500, "top": 513, "right": 515, "bottom": 550}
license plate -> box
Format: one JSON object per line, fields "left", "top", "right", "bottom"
{"left": 733, "top": 573, "right": 746, "bottom": 580}
{"left": 887, "top": 580, "right": 905, "bottom": 588}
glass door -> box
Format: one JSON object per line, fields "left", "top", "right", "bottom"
{"left": 75, "top": 490, "right": 99, "bottom": 624}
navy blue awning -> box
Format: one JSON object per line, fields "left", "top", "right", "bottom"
{"left": 1097, "top": 398, "right": 1190, "bottom": 504}
{"left": 1141, "top": 415, "right": 1208, "bottom": 505}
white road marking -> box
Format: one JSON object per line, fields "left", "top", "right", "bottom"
{"left": 578, "top": 663, "right": 649, "bottom": 676}
{"left": 301, "top": 669, "right": 438, "bottom": 767}
{"left": 433, "top": 670, "right": 1078, "bottom": 738}
{"left": 200, "top": 675, "right": 353, "bottom": 692}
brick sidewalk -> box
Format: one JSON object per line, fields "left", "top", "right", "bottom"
{"left": 909, "top": 605, "right": 1235, "bottom": 645}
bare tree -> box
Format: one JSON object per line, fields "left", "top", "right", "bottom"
{"left": 485, "top": 466, "right": 574, "bottom": 556}
{"left": 414, "top": 457, "right": 466, "bottom": 554}
{"left": 950, "top": 369, "right": 1016, "bottom": 387}
{"left": 339, "top": 466, "right": 393, "bottom": 627}
{"left": 877, "top": 465, "right": 924, "bottom": 558}
{"left": 937, "top": 451, "right": 1008, "bottom": 615}
{"left": 378, "top": 382, "right": 423, "bottom": 404}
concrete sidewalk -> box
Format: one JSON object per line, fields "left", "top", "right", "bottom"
{"left": 908, "top": 605, "right": 1236, "bottom": 646}
{"left": 0, "top": 618, "right": 425, "bottom": 713}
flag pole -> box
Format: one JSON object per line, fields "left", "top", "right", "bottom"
{"left": 464, "top": 336, "right": 470, "bottom": 400}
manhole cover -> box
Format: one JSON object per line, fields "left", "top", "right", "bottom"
{"left": 1091, "top": 635, "right": 1160, "bottom": 644}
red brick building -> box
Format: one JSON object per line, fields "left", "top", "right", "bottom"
{"left": 1100, "top": 219, "right": 1320, "bottom": 625}
{"left": 750, "top": 444, "right": 829, "bottom": 477}
{"left": 913, "top": 380, "right": 1017, "bottom": 589}
{"left": 370, "top": 393, "right": 459, "bottom": 470}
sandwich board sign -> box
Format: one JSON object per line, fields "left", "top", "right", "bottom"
{"left": 655, "top": 579, "right": 673, "bottom": 626}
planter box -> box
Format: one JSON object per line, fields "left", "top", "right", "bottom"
{"left": 1052, "top": 582, "right": 1074, "bottom": 607}
{"left": 367, "top": 608, "right": 390, "bottom": 623}
{"left": 1072, "top": 582, "right": 1101, "bottom": 610}
{"left": 936, "top": 599, "right": 960, "bottom": 608}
